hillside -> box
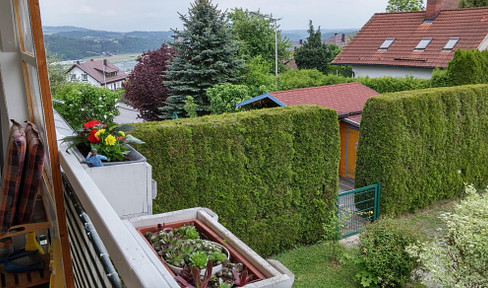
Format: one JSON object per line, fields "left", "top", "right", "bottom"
{"left": 43, "top": 26, "right": 357, "bottom": 60}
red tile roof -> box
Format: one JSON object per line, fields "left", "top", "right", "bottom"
{"left": 268, "top": 82, "right": 378, "bottom": 124}
{"left": 68, "top": 59, "right": 127, "bottom": 84}
{"left": 324, "top": 33, "right": 351, "bottom": 48}
{"left": 332, "top": 7, "right": 488, "bottom": 68}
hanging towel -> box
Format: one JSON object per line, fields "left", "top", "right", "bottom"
{"left": 0, "top": 120, "right": 26, "bottom": 235}
{"left": 15, "top": 122, "right": 44, "bottom": 225}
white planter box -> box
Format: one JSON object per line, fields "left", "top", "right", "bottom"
{"left": 74, "top": 145, "right": 154, "bottom": 219}
{"left": 124, "top": 207, "right": 294, "bottom": 288}
{"left": 53, "top": 111, "right": 155, "bottom": 219}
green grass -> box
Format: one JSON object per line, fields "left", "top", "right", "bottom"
{"left": 273, "top": 242, "right": 358, "bottom": 288}
{"left": 272, "top": 199, "right": 458, "bottom": 288}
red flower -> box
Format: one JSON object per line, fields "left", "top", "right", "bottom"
{"left": 84, "top": 120, "right": 101, "bottom": 129}
{"left": 87, "top": 130, "right": 99, "bottom": 143}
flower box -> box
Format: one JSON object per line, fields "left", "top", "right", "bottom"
{"left": 124, "top": 207, "right": 294, "bottom": 288}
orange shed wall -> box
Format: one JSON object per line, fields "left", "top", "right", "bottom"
{"left": 339, "top": 121, "right": 348, "bottom": 178}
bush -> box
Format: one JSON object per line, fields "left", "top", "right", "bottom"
{"left": 131, "top": 105, "right": 340, "bottom": 256}
{"left": 447, "top": 49, "right": 488, "bottom": 86}
{"left": 357, "top": 218, "right": 419, "bottom": 288}
{"left": 53, "top": 83, "right": 121, "bottom": 128}
{"left": 207, "top": 84, "right": 250, "bottom": 114}
{"left": 430, "top": 68, "right": 450, "bottom": 88}
{"left": 356, "top": 85, "right": 488, "bottom": 215}
{"left": 407, "top": 184, "right": 488, "bottom": 287}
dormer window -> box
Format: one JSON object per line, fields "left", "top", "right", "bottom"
{"left": 443, "top": 37, "right": 459, "bottom": 51}
{"left": 379, "top": 38, "right": 395, "bottom": 50}
{"left": 414, "top": 37, "right": 433, "bottom": 51}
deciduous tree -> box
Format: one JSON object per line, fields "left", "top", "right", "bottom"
{"left": 294, "top": 21, "right": 332, "bottom": 74}
{"left": 459, "top": 0, "right": 488, "bottom": 7}
{"left": 386, "top": 0, "right": 425, "bottom": 12}
{"left": 163, "top": 0, "right": 244, "bottom": 118}
{"left": 228, "top": 8, "right": 290, "bottom": 73}
{"left": 122, "top": 43, "right": 176, "bottom": 121}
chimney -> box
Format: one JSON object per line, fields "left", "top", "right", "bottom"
{"left": 426, "top": 0, "right": 459, "bottom": 21}
{"left": 426, "top": 0, "right": 443, "bottom": 20}
{"left": 76, "top": 60, "right": 80, "bottom": 64}
{"left": 342, "top": 34, "right": 346, "bottom": 43}
{"left": 103, "top": 59, "right": 108, "bottom": 66}
{"left": 299, "top": 39, "right": 303, "bottom": 45}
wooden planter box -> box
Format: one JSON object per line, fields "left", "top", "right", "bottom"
{"left": 124, "top": 207, "right": 294, "bottom": 288}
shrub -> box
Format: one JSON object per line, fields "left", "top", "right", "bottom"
{"left": 131, "top": 105, "right": 340, "bottom": 256}
{"left": 53, "top": 83, "right": 121, "bottom": 128}
{"left": 207, "top": 84, "right": 250, "bottom": 114}
{"left": 430, "top": 68, "right": 450, "bottom": 88}
{"left": 447, "top": 49, "right": 488, "bottom": 86}
{"left": 357, "top": 218, "right": 419, "bottom": 288}
{"left": 407, "top": 184, "right": 488, "bottom": 287}
{"left": 356, "top": 85, "right": 488, "bottom": 215}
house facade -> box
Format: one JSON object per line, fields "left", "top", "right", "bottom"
{"left": 332, "top": 0, "right": 488, "bottom": 79}
{"left": 236, "top": 82, "right": 379, "bottom": 179}
{"left": 67, "top": 59, "right": 127, "bottom": 91}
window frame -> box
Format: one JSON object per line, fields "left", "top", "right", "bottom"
{"left": 379, "top": 38, "right": 396, "bottom": 50}
{"left": 414, "top": 37, "right": 433, "bottom": 51}
{"left": 443, "top": 37, "right": 460, "bottom": 51}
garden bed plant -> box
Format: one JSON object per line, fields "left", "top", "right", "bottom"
{"left": 143, "top": 223, "right": 258, "bottom": 288}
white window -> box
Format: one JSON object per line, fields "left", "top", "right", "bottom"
{"left": 70, "top": 74, "right": 76, "bottom": 80}
{"left": 443, "top": 37, "right": 459, "bottom": 50}
{"left": 414, "top": 37, "right": 433, "bottom": 51}
{"left": 82, "top": 74, "right": 88, "bottom": 81}
{"left": 379, "top": 38, "right": 395, "bottom": 50}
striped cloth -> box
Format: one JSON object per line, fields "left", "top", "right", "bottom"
{"left": 15, "top": 121, "right": 44, "bottom": 225}
{"left": 0, "top": 120, "right": 26, "bottom": 234}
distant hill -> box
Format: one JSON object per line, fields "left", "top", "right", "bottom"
{"left": 43, "top": 26, "right": 173, "bottom": 60}
{"left": 43, "top": 26, "right": 357, "bottom": 60}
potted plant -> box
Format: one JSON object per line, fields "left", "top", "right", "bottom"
{"left": 61, "top": 119, "right": 145, "bottom": 165}
{"left": 143, "top": 223, "right": 256, "bottom": 288}
{"left": 58, "top": 117, "right": 154, "bottom": 218}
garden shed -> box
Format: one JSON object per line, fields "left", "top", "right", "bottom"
{"left": 236, "top": 82, "right": 379, "bottom": 179}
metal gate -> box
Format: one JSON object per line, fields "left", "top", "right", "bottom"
{"left": 337, "top": 182, "right": 381, "bottom": 238}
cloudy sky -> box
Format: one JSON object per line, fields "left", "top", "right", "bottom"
{"left": 39, "top": 0, "right": 425, "bottom": 32}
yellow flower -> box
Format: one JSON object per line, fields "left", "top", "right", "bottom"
{"left": 118, "top": 131, "right": 125, "bottom": 137}
{"left": 105, "top": 134, "right": 116, "bottom": 146}
{"left": 95, "top": 129, "right": 106, "bottom": 137}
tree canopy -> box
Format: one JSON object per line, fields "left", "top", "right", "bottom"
{"left": 386, "top": 0, "right": 425, "bottom": 12}
{"left": 459, "top": 0, "right": 488, "bottom": 7}
{"left": 294, "top": 20, "right": 332, "bottom": 74}
{"left": 228, "top": 8, "right": 290, "bottom": 73}
{"left": 162, "top": 0, "right": 244, "bottom": 119}
{"left": 122, "top": 43, "right": 176, "bottom": 121}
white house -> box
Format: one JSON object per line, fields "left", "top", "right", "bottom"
{"left": 67, "top": 59, "right": 127, "bottom": 91}
{"left": 332, "top": 0, "right": 488, "bottom": 79}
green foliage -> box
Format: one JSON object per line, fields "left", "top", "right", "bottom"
{"left": 47, "top": 54, "right": 68, "bottom": 96}
{"left": 294, "top": 21, "right": 333, "bottom": 74}
{"left": 53, "top": 83, "right": 120, "bottom": 128}
{"left": 430, "top": 68, "right": 450, "bottom": 88}
{"left": 357, "top": 218, "right": 419, "bottom": 288}
{"left": 356, "top": 75, "right": 430, "bottom": 93}
{"left": 184, "top": 96, "right": 198, "bottom": 118}
{"left": 163, "top": 0, "right": 244, "bottom": 118}
{"left": 407, "top": 185, "right": 488, "bottom": 287}
{"left": 277, "top": 69, "right": 429, "bottom": 93}
{"left": 228, "top": 8, "right": 291, "bottom": 73}
{"left": 459, "top": 0, "right": 488, "bottom": 7}
{"left": 386, "top": 0, "right": 425, "bottom": 12}
{"left": 356, "top": 85, "right": 488, "bottom": 215}
{"left": 239, "top": 56, "right": 277, "bottom": 97}
{"left": 207, "top": 84, "right": 250, "bottom": 114}
{"left": 447, "top": 49, "right": 488, "bottom": 86}
{"left": 132, "top": 106, "right": 340, "bottom": 256}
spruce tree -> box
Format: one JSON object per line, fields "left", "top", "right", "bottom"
{"left": 294, "top": 20, "right": 332, "bottom": 74}
{"left": 162, "top": 0, "right": 244, "bottom": 118}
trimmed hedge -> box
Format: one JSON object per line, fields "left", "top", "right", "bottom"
{"left": 131, "top": 105, "right": 340, "bottom": 256}
{"left": 356, "top": 85, "right": 488, "bottom": 215}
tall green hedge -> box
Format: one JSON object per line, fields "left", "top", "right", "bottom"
{"left": 356, "top": 85, "right": 488, "bottom": 215}
{"left": 131, "top": 106, "right": 340, "bottom": 256}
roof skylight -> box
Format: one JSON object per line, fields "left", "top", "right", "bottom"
{"left": 443, "top": 37, "right": 459, "bottom": 50}
{"left": 379, "top": 38, "right": 395, "bottom": 50}
{"left": 414, "top": 37, "right": 433, "bottom": 51}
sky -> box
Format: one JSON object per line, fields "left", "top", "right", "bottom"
{"left": 38, "top": 0, "right": 422, "bottom": 32}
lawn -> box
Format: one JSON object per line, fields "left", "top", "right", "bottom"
{"left": 273, "top": 199, "right": 457, "bottom": 288}
{"left": 273, "top": 242, "right": 358, "bottom": 288}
